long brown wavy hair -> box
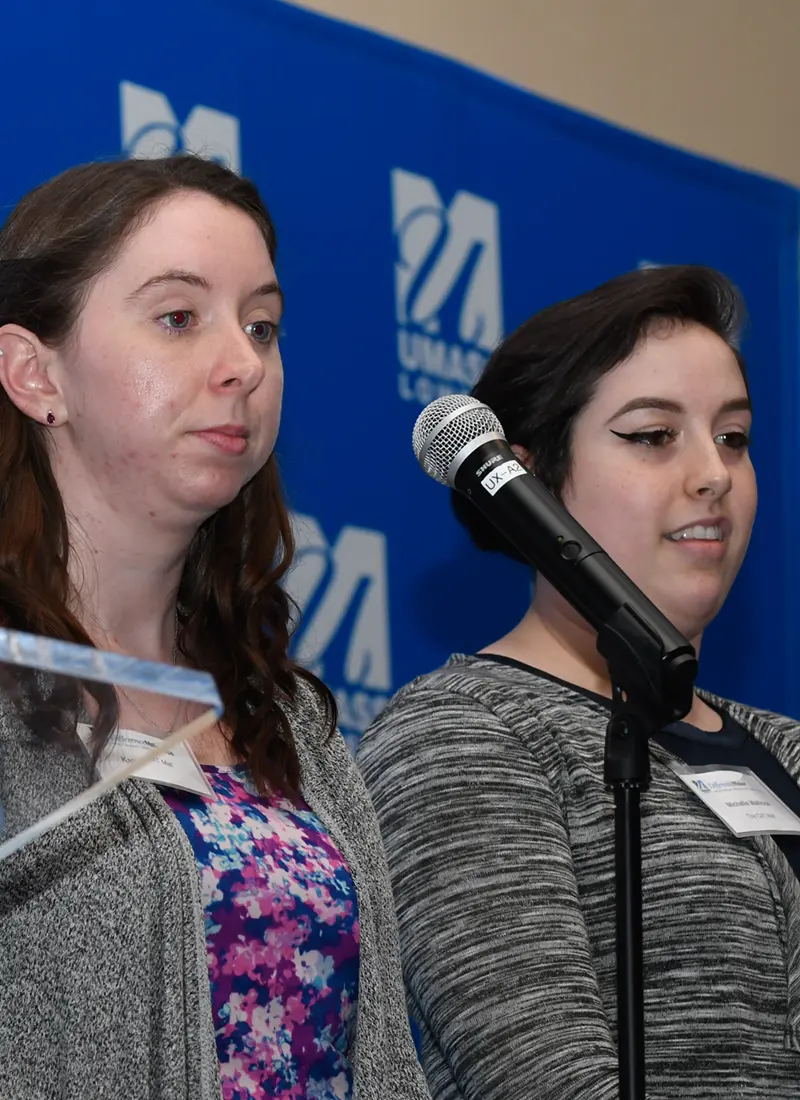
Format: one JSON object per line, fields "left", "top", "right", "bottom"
{"left": 0, "top": 155, "right": 335, "bottom": 795}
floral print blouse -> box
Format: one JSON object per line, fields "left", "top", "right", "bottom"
{"left": 164, "top": 764, "right": 360, "bottom": 1100}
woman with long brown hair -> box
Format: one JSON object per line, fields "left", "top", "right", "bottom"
{"left": 0, "top": 155, "right": 430, "bottom": 1100}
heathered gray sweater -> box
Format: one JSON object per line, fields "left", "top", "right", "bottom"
{"left": 357, "top": 654, "right": 800, "bottom": 1100}
{"left": 0, "top": 681, "right": 431, "bottom": 1100}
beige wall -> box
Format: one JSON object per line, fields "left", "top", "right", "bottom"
{"left": 287, "top": 0, "right": 800, "bottom": 185}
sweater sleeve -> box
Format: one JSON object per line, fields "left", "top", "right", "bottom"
{"left": 357, "top": 684, "right": 630, "bottom": 1100}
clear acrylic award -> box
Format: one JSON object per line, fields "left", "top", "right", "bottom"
{"left": 0, "top": 627, "right": 223, "bottom": 861}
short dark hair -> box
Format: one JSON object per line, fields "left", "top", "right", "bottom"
{"left": 452, "top": 264, "right": 748, "bottom": 563}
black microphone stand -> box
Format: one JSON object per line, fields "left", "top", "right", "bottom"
{"left": 596, "top": 606, "right": 697, "bottom": 1100}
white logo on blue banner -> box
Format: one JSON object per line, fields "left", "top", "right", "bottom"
{"left": 392, "top": 168, "right": 503, "bottom": 406}
{"left": 120, "top": 81, "right": 241, "bottom": 173}
{"left": 286, "top": 513, "right": 391, "bottom": 749}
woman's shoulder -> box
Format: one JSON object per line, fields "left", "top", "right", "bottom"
{"left": 372, "top": 653, "right": 609, "bottom": 733}
{"left": 282, "top": 671, "right": 343, "bottom": 745}
{"left": 282, "top": 672, "right": 355, "bottom": 782}
{"left": 0, "top": 687, "right": 92, "bottom": 842}
{"left": 703, "top": 689, "right": 800, "bottom": 739}
{"left": 357, "top": 655, "right": 612, "bottom": 787}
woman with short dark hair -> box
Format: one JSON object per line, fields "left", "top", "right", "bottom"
{"left": 359, "top": 266, "right": 800, "bottom": 1098}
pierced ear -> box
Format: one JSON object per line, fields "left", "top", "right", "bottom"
{"left": 510, "top": 443, "right": 534, "bottom": 471}
{"left": 0, "top": 325, "right": 63, "bottom": 425}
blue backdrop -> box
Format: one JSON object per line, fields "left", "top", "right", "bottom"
{"left": 2, "top": 0, "right": 799, "bottom": 744}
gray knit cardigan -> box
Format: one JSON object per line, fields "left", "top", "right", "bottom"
{"left": 0, "top": 681, "right": 431, "bottom": 1100}
{"left": 357, "top": 654, "right": 800, "bottom": 1100}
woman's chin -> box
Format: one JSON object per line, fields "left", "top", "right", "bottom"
{"left": 178, "top": 473, "right": 250, "bottom": 519}
{"left": 659, "top": 590, "right": 726, "bottom": 645}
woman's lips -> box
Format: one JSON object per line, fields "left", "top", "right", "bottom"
{"left": 190, "top": 428, "right": 249, "bottom": 456}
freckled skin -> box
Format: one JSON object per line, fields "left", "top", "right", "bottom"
{"left": 45, "top": 191, "right": 284, "bottom": 534}
{"left": 559, "top": 323, "right": 756, "bottom": 640}
{"left": 487, "top": 323, "right": 756, "bottom": 726}
{"left": 0, "top": 191, "right": 285, "bottom": 749}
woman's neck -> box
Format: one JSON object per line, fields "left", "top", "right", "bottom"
{"left": 66, "top": 510, "right": 191, "bottom": 664}
{"left": 480, "top": 595, "right": 614, "bottom": 697}
{"left": 479, "top": 582, "right": 721, "bottom": 731}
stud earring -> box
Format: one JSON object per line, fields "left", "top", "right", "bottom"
{"left": 46, "top": 411, "right": 55, "bottom": 425}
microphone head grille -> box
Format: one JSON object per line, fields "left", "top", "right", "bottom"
{"left": 412, "top": 394, "right": 504, "bottom": 484}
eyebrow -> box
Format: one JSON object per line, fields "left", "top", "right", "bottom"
{"left": 127, "top": 269, "right": 283, "bottom": 307}
{"left": 607, "top": 396, "right": 752, "bottom": 422}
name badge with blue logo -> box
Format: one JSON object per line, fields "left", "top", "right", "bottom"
{"left": 670, "top": 763, "right": 800, "bottom": 838}
{"left": 77, "top": 724, "right": 213, "bottom": 798}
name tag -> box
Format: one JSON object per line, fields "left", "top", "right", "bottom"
{"left": 78, "top": 724, "right": 213, "bottom": 797}
{"left": 670, "top": 762, "right": 800, "bottom": 838}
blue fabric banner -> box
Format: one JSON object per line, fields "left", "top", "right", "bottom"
{"left": 2, "top": 0, "right": 798, "bottom": 741}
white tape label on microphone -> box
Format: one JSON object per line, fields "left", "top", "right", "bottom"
{"left": 481, "top": 459, "right": 526, "bottom": 497}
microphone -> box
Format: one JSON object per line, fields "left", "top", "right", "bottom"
{"left": 412, "top": 394, "right": 697, "bottom": 721}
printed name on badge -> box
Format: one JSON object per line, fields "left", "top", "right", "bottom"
{"left": 77, "top": 724, "right": 213, "bottom": 797}
{"left": 670, "top": 762, "right": 800, "bottom": 839}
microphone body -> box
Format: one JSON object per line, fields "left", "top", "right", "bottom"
{"left": 454, "top": 436, "right": 674, "bottom": 639}
{"left": 414, "top": 395, "right": 697, "bottom": 720}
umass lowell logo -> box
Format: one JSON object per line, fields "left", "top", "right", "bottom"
{"left": 120, "top": 80, "right": 241, "bottom": 172}
{"left": 286, "top": 514, "right": 392, "bottom": 751}
{"left": 392, "top": 169, "right": 503, "bottom": 406}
